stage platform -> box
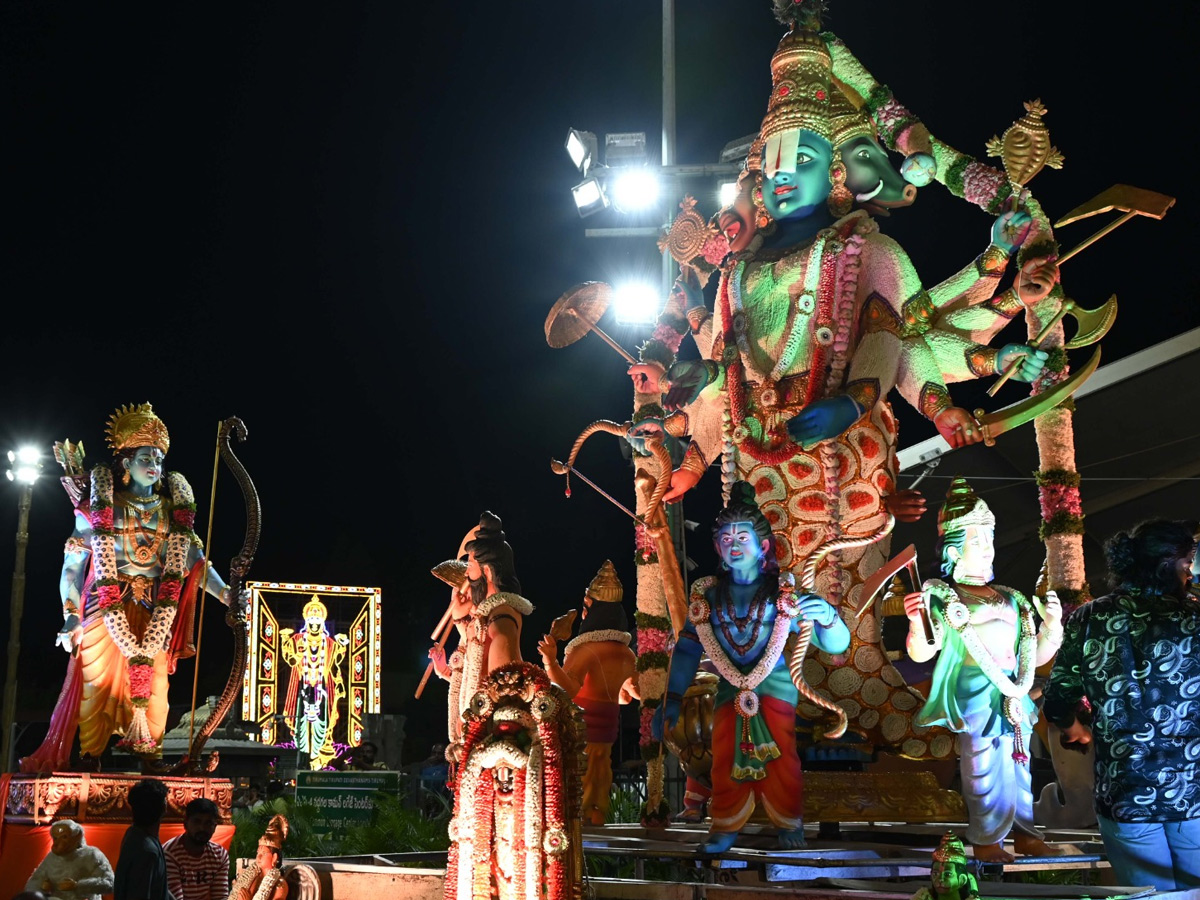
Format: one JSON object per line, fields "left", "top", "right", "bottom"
{"left": 273, "top": 821, "right": 1193, "bottom": 900}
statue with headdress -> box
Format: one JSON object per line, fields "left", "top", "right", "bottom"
{"left": 624, "top": 0, "right": 1063, "bottom": 763}
{"left": 445, "top": 663, "right": 585, "bottom": 900}
{"left": 228, "top": 815, "right": 289, "bottom": 900}
{"left": 22, "top": 403, "right": 246, "bottom": 771}
{"left": 279, "top": 595, "right": 350, "bottom": 769}
{"left": 655, "top": 482, "right": 863, "bottom": 853}
{"left": 537, "top": 560, "right": 637, "bottom": 825}
{"left": 903, "top": 478, "right": 1063, "bottom": 862}
{"left": 911, "top": 832, "right": 980, "bottom": 900}
{"left": 428, "top": 512, "right": 534, "bottom": 770}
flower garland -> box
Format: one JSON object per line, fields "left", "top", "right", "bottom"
{"left": 229, "top": 864, "right": 282, "bottom": 900}
{"left": 689, "top": 586, "right": 798, "bottom": 753}
{"left": 89, "top": 465, "right": 193, "bottom": 755}
{"left": 926, "top": 580, "right": 1037, "bottom": 763}
{"left": 563, "top": 629, "right": 631, "bottom": 655}
{"left": 718, "top": 220, "right": 860, "bottom": 468}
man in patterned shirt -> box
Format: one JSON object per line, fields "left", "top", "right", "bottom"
{"left": 1045, "top": 518, "right": 1200, "bottom": 890}
{"left": 163, "top": 798, "right": 229, "bottom": 900}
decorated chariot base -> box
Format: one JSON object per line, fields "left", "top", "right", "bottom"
{"left": 0, "top": 773, "right": 234, "bottom": 897}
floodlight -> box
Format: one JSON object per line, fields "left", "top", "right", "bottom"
{"left": 6, "top": 446, "right": 41, "bottom": 485}
{"left": 718, "top": 181, "right": 739, "bottom": 208}
{"left": 610, "top": 169, "right": 660, "bottom": 214}
{"left": 565, "top": 128, "right": 598, "bottom": 175}
{"left": 604, "top": 132, "right": 647, "bottom": 168}
{"left": 572, "top": 176, "right": 609, "bottom": 218}
{"left": 612, "top": 281, "right": 662, "bottom": 326}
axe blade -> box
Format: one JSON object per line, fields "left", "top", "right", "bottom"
{"left": 856, "top": 544, "right": 917, "bottom": 619}
{"left": 1055, "top": 183, "right": 1176, "bottom": 226}
{"left": 1063, "top": 294, "right": 1118, "bottom": 350}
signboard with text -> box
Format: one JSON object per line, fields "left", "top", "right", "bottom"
{"left": 294, "top": 770, "right": 399, "bottom": 836}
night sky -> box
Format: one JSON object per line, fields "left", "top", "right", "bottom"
{"left": 2, "top": 2, "right": 1197, "bottom": 765}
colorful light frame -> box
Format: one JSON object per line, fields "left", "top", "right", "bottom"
{"left": 242, "top": 581, "right": 382, "bottom": 767}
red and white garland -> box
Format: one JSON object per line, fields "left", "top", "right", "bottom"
{"left": 689, "top": 581, "right": 801, "bottom": 752}
{"left": 446, "top": 675, "right": 571, "bottom": 900}
{"left": 89, "top": 465, "right": 193, "bottom": 754}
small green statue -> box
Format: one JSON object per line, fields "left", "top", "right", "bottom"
{"left": 911, "top": 833, "right": 980, "bottom": 900}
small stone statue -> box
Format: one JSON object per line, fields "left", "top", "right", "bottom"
{"left": 25, "top": 820, "right": 114, "bottom": 900}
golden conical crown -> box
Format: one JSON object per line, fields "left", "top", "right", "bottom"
{"left": 759, "top": 28, "right": 834, "bottom": 173}
{"left": 586, "top": 560, "right": 623, "bottom": 604}
{"left": 105, "top": 402, "right": 170, "bottom": 455}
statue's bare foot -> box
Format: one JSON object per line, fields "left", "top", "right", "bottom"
{"left": 778, "top": 827, "right": 807, "bottom": 849}
{"left": 1014, "top": 833, "right": 1061, "bottom": 856}
{"left": 587, "top": 810, "right": 606, "bottom": 826}
{"left": 672, "top": 807, "right": 706, "bottom": 824}
{"left": 972, "top": 841, "right": 1014, "bottom": 863}
{"left": 701, "top": 831, "right": 737, "bottom": 854}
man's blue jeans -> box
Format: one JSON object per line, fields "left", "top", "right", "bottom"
{"left": 1097, "top": 814, "right": 1200, "bottom": 890}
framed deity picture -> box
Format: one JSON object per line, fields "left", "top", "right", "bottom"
{"left": 241, "top": 581, "right": 382, "bottom": 769}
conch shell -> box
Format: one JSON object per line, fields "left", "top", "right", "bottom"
{"left": 985, "top": 99, "right": 1064, "bottom": 187}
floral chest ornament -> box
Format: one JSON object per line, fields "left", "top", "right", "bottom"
{"left": 718, "top": 219, "right": 865, "bottom": 465}
{"left": 689, "top": 581, "right": 801, "bottom": 754}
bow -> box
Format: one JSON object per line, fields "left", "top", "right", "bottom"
{"left": 159, "top": 417, "right": 260, "bottom": 775}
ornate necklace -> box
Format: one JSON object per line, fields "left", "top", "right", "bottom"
{"left": 716, "top": 581, "right": 772, "bottom": 655}
{"left": 118, "top": 491, "right": 162, "bottom": 524}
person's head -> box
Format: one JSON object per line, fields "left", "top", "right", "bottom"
{"left": 936, "top": 478, "right": 995, "bottom": 584}
{"left": 355, "top": 741, "right": 378, "bottom": 765}
{"left": 49, "top": 820, "right": 84, "bottom": 856}
{"left": 105, "top": 403, "right": 170, "bottom": 490}
{"left": 713, "top": 482, "right": 776, "bottom": 578}
{"left": 182, "top": 798, "right": 220, "bottom": 849}
{"left": 1105, "top": 518, "right": 1199, "bottom": 596}
{"left": 127, "top": 778, "right": 168, "bottom": 828}
{"left": 464, "top": 511, "right": 521, "bottom": 603}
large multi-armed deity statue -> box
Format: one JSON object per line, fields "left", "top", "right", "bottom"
{"left": 626, "top": 0, "right": 1077, "bottom": 757}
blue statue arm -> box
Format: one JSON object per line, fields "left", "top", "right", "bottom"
{"left": 786, "top": 395, "right": 865, "bottom": 447}
{"left": 794, "top": 592, "right": 850, "bottom": 655}
{"left": 653, "top": 623, "right": 702, "bottom": 739}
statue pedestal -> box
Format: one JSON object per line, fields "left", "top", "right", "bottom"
{"left": 0, "top": 772, "right": 234, "bottom": 897}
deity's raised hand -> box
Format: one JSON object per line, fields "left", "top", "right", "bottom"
{"left": 933, "top": 407, "right": 984, "bottom": 449}
{"left": 795, "top": 594, "right": 838, "bottom": 627}
{"left": 536, "top": 634, "right": 558, "bottom": 668}
{"left": 1031, "top": 589, "right": 1062, "bottom": 626}
{"left": 1016, "top": 255, "right": 1060, "bottom": 306}
{"left": 428, "top": 644, "right": 448, "bottom": 678}
{"left": 991, "top": 207, "right": 1033, "bottom": 255}
{"left": 628, "top": 362, "right": 666, "bottom": 394}
{"left": 661, "top": 467, "right": 701, "bottom": 503}
{"left": 902, "top": 591, "right": 927, "bottom": 623}
{"left": 996, "top": 344, "right": 1049, "bottom": 383}
{"left": 883, "top": 489, "right": 927, "bottom": 523}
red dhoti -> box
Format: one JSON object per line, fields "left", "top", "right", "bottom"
{"left": 709, "top": 696, "right": 804, "bottom": 833}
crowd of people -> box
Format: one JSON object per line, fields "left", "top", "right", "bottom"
{"left": 11, "top": 778, "right": 287, "bottom": 900}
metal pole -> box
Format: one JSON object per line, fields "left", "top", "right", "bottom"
{"left": 2, "top": 482, "right": 34, "bottom": 771}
